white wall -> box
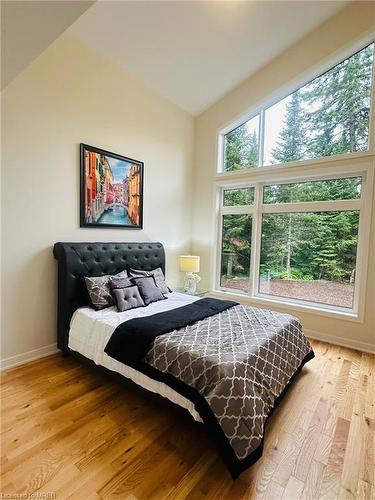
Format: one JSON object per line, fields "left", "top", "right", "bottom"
{"left": 1, "top": 33, "right": 194, "bottom": 366}
{"left": 192, "top": 2, "right": 375, "bottom": 351}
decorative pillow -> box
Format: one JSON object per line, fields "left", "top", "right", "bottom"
{"left": 129, "top": 267, "right": 170, "bottom": 294}
{"left": 84, "top": 270, "right": 128, "bottom": 310}
{"left": 112, "top": 285, "right": 145, "bottom": 312}
{"left": 130, "top": 276, "right": 166, "bottom": 306}
{"left": 109, "top": 276, "right": 133, "bottom": 289}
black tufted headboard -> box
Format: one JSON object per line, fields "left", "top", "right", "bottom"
{"left": 53, "top": 242, "right": 166, "bottom": 354}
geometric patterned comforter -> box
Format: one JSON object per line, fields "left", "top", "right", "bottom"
{"left": 146, "top": 304, "right": 313, "bottom": 463}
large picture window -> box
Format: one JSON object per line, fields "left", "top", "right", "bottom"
{"left": 216, "top": 173, "right": 370, "bottom": 315}
{"left": 216, "top": 42, "right": 374, "bottom": 317}
{"left": 221, "top": 43, "right": 374, "bottom": 172}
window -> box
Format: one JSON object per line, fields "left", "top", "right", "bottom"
{"left": 259, "top": 211, "right": 359, "bottom": 308}
{"left": 223, "top": 115, "right": 260, "bottom": 171}
{"left": 223, "top": 187, "right": 255, "bottom": 206}
{"left": 220, "top": 214, "right": 252, "bottom": 289}
{"left": 263, "top": 177, "right": 362, "bottom": 204}
{"left": 216, "top": 42, "right": 374, "bottom": 316}
{"left": 221, "top": 43, "right": 374, "bottom": 172}
{"left": 216, "top": 174, "right": 369, "bottom": 314}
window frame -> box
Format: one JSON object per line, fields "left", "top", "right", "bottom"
{"left": 217, "top": 38, "right": 375, "bottom": 175}
{"left": 213, "top": 38, "right": 375, "bottom": 321}
{"left": 213, "top": 160, "right": 374, "bottom": 322}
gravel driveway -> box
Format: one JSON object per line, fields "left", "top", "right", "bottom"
{"left": 220, "top": 278, "right": 354, "bottom": 308}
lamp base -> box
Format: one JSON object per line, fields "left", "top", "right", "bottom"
{"left": 184, "top": 272, "right": 200, "bottom": 295}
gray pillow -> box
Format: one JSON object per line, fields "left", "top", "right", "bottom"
{"left": 130, "top": 276, "right": 166, "bottom": 306}
{"left": 109, "top": 276, "right": 133, "bottom": 289}
{"left": 85, "top": 270, "right": 128, "bottom": 310}
{"left": 112, "top": 285, "right": 145, "bottom": 312}
{"left": 129, "top": 267, "right": 170, "bottom": 295}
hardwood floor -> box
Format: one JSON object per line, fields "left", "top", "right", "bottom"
{"left": 1, "top": 340, "right": 374, "bottom": 499}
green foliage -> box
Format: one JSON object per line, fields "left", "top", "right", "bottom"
{"left": 263, "top": 177, "right": 361, "bottom": 204}
{"left": 221, "top": 214, "right": 251, "bottom": 279}
{"left": 302, "top": 44, "right": 373, "bottom": 157}
{"left": 224, "top": 124, "right": 259, "bottom": 171}
{"left": 223, "top": 187, "right": 254, "bottom": 206}
{"left": 259, "top": 211, "right": 359, "bottom": 283}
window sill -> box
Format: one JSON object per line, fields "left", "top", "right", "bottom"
{"left": 209, "top": 289, "right": 362, "bottom": 323}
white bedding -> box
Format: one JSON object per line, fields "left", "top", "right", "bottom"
{"left": 69, "top": 292, "right": 203, "bottom": 422}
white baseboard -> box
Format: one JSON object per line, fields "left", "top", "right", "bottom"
{"left": 0, "top": 344, "right": 59, "bottom": 371}
{"left": 305, "top": 329, "right": 375, "bottom": 354}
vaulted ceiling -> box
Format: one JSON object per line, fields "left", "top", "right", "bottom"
{"left": 2, "top": 1, "right": 349, "bottom": 114}
{"left": 70, "top": 1, "right": 349, "bottom": 115}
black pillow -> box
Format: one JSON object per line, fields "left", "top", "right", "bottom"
{"left": 112, "top": 285, "right": 145, "bottom": 312}
{"left": 130, "top": 276, "right": 166, "bottom": 306}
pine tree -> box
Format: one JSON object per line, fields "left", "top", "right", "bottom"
{"left": 271, "top": 92, "right": 307, "bottom": 164}
{"left": 303, "top": 43, "right": 373, "bottom": 157}
{"left": 224, "top": 124, "right": 259, "bottom": 171}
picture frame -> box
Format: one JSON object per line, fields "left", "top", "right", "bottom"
{"left": 80, "top": 143, "right": 144, "bottom": 229}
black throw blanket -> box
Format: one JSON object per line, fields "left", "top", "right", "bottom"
{"left": 105, "top": 297, "right": 238, "bottom": 366}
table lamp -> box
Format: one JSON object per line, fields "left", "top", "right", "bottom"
{"left": 179, "top": 255, "right": 201, "bottom": 295}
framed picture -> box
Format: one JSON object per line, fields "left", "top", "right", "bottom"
{"left": 80, "top": 143, "right": 144, "bottom": 229}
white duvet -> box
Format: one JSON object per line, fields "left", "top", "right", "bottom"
{"left": 69, "top": 292, "right": 202, "bottom": 421}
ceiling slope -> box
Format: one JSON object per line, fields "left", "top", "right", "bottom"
{"left": 70, "top": 1, "right": 348, "bottom": 115}
{"left": 1, "top": 0, "right": 94, "bottom": 89}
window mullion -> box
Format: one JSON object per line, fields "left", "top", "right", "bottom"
{"left": 258, "top": 109, "right": 265, "bottom": 167}
{"left": 249, "top": 183, "right": 263, "bottom": 297}
{"left": 369, "top": 43, "right": 375, "bottom": 152}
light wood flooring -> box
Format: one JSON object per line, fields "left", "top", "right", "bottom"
{"left": 1, "top": 340, "right": 374, "bottom": 499}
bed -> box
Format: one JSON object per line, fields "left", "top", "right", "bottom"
{"left": 53, "top": 241, "right": 314, "bottom": 478}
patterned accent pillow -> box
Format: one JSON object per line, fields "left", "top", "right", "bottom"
{"left": 85, "top": 270, "right": 128, "bottom": 310}
{"left": 130, "top": 276, "right": 166, "bottom": 306}
{"left": 112, "top": 285, "right": 145, "bottom": 312}
{"left": 129, "top": 267, "right": 170, "bottom": 295}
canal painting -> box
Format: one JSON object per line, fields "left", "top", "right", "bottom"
{"left": 80, "top": 144, "right": 143, "bottom": 228}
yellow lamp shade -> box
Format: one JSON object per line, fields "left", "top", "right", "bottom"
{"left": 179, "top": 255, "right": 200, "bottom": 273}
